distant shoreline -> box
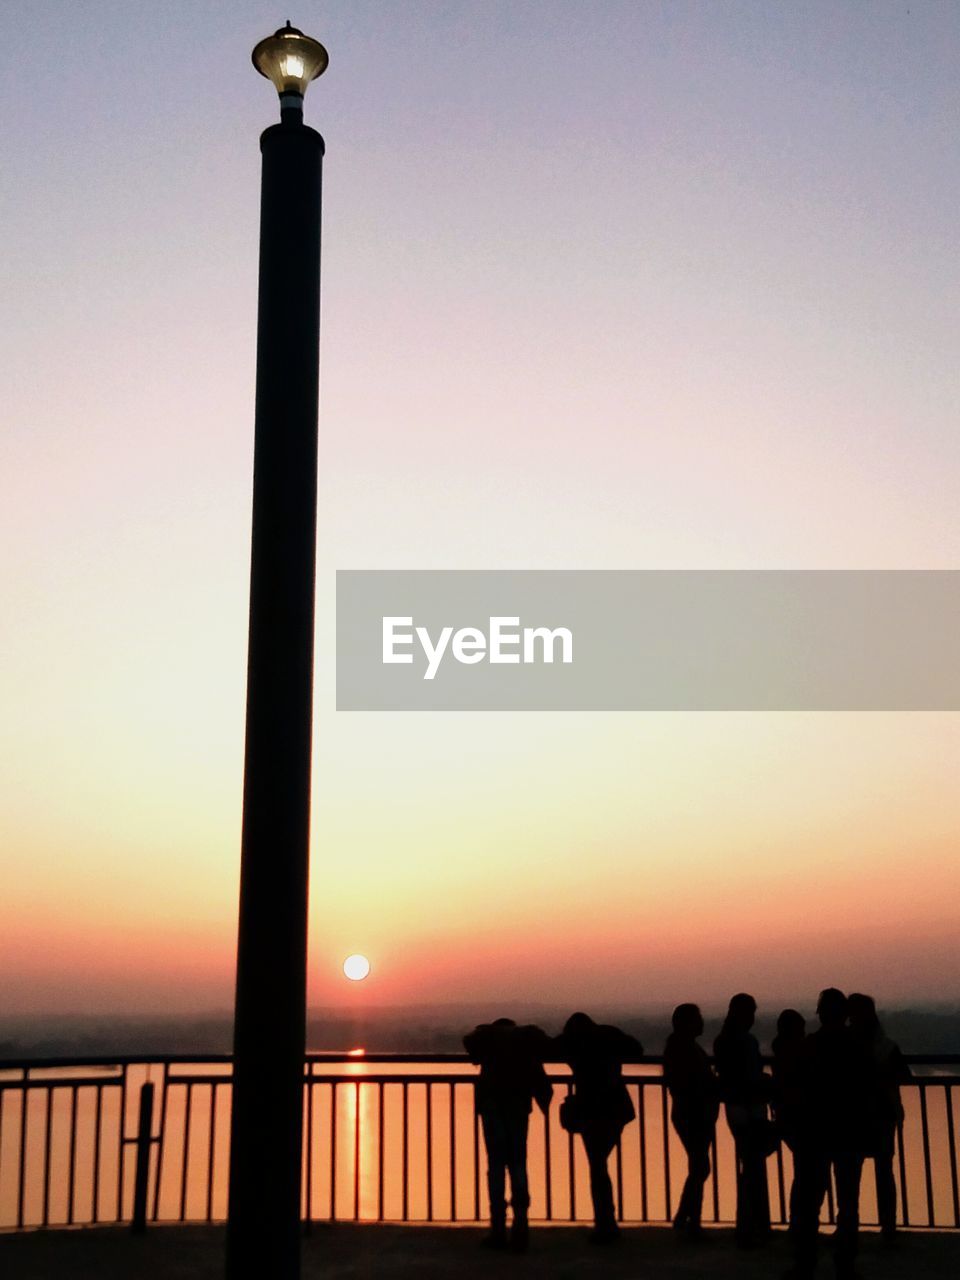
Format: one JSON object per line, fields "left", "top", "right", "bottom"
{"left": 2, "top": 1001, "right": 958, "bottom": 1059}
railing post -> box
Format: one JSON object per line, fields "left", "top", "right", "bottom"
{"left": 131, "top": 1082, "right": 155, "bottom": 1234}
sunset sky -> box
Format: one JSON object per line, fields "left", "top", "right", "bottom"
{"left": 2, "top": 2, "right": 959, "bottom": 1018}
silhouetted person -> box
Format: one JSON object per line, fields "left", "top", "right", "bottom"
{"left": 848, "top": 992, "right": 912, "bottom": 1246}
{"left": 771, "top": 1009, "right": 807, "bottom": 1226}
{"left": 464, "top": 1017, "right": 553, "bottom": 1252}
{"left": 713, "top": 992, "right": 771, "bottom": 1247}
{"left": 553, "top": 1012, "right": 643, "bottom": 1243}
{"left": 663, "top": 1003, "right": 719, "bottom": 1239}
{"left": 789, "top": 988, "right": 873, "bottom": 1280}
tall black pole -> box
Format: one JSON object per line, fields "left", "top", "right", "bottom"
{"left": 226, "top": 108, "right": 323, "bottom": 1280}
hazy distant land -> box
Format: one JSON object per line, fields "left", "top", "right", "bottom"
{"left": 2, "top": 1002, "right": 958, "bottom": 1060}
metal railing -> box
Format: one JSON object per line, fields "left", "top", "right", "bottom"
{"left": 1, "top": 1053, "right": 957, "bottom": 1232}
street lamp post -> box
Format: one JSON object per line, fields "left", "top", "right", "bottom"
{"left": 226, "top": 23, "right": 327, "bottom": 1280}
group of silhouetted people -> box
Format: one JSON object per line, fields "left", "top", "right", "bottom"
{"left": 464, "top": 990, "right": 911, "bottom": 1277}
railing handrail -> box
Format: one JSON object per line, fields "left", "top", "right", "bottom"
{"left": 3, "top": 1050, "right": 960, "bottom": 1071}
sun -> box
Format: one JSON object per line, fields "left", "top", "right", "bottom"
{"left": 342, "top": 953, "right": 370, "bottom": 981}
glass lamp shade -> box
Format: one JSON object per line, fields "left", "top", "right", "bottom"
{"left": 252, "top": 22, "right": 328, "bottom": 99}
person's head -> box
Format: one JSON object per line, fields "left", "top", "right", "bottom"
{"left": 816, "top": 987, "right": 848, "bottom": 1029}
{"left": 671, "top": 1003, "right": 704, "bottom": 1038}
{"left": 563, "top": 1011, "right": 595, "bottom": 1037}
{"left": 725, "top": 992, "right": 757, "bottom": 1032}
{"left": 775, "top": 1008, "right": 806, "bottom": 1042}
{"left": 847, "top": 993, "right": 880, "bottom": 1035}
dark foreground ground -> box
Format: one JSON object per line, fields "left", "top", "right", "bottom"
{"left": 2, "top": 1224, "right": 958, "bottom": 1280}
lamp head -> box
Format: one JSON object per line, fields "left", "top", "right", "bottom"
{"left": 252, "top": 20, "right": 328, "bottom": 120}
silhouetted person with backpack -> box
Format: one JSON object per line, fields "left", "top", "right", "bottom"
{"left": 713, "top": 992, "right": 772, "bottom": 1247}
{"left": 789, "top": 988, "right": 873, "bottom": 1280}
{"left": 464, "top": 1017, "right": 553, "bottom": 1252}
{"left": 771, "top": 1008, "right": 807, "bottom": 1227}
{"left": 848, "top": 992, "right": 912, "bottom": 1247}
{"left": 553, "top": 1012, "right": 643, "bottom": 1244}
{"left": 663, "top": 1003, "right": 719, "bottom": 1240}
